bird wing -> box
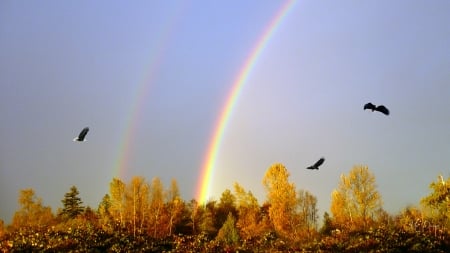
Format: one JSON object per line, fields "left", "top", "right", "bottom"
{"left": 78, "top": 127, "right": 89, "bottom": 140}
{"left": 364, "top": 103, "right": 375, "bottom": 110}
{"left": 314, "top": 157, "right": 325, "bottom": 167}
{"left": 375, "top": 105, "right": 389, "bottom": 115}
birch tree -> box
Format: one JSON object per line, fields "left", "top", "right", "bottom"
{"left": 149, "top": 177, "right": 164, "bottom": 237}
{"left": 11, "top": 189, "right": 54, "bottom": 232}
{"left": 262, "top": 163, "right": 298, "bottom": 239}
{"left": 330, "top": 165, "right": 382, "bottom": 231}
{"left": 166, "top": 179, "right": 184, "bottom": 236}
{"left": 109, "top": 178, "right": 126, "bottom": 227}
{"left": 125, "top": 176, "right": 149, "bottom": 236}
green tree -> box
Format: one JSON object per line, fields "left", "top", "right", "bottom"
{"left": 216, "top": 212, "right": 240, "bottom": 246}
{"left": 60, "top": 185, "right": 84, "bottom": 219}
{"left": 200, "top": 200, "right": 218, "bottom": 236}
{"left": 319, "top": 212, "right": 334, "bottom": 235}
{"left": 330, "top": 165, "right": 382, "bottom": 231}
{"left": 215, "top": 189, "right": 237, "bottom": 230}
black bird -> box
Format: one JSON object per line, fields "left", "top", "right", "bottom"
{"left": 306, "top": 157, "right": 325, "bottom": 170}
{"left": 364, "top": 102, "right": 389, "bottom": 115}
{"left": 73, "top": 127, "right": 89, "bottom": 142}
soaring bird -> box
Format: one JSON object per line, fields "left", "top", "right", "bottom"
{"left": 306, "top": 157, "right": 325, "bottom": 170}
{"left": 364, "top": 102, "right": 389, "bottom": 115}
{"left": 73, "top": 127, "right": 89, "bottom": 142}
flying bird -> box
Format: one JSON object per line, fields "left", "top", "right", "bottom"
{"left": 306, "top": 157, "right": 325, "bottom": 170}
{"left": 73, "top": 127, "right": 89, "bottom": 142}
{"left": 364, "top": 102, "right": 389, "bottom": 115}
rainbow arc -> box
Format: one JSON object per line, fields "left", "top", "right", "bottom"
{"left": 196, "top": 0, "right": 296, "bottom": 203}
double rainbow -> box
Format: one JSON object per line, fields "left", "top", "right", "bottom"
{"left": 112, "top": 1, "right": 296, "bottom": 201}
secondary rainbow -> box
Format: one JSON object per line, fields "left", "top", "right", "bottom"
{"left": 114, "top": 49, "right": 166, "bottom": 180}
{"left": 114, "top": 3, "right": 187, "bottom": 180}
{"left": 196, "top": 0, "right": 297, "bottom": 203}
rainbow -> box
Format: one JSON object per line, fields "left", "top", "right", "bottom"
{"left": 114, "top": 52, "right": 165, "bottom": 180}
{"left": 196, "top": 0, "right": 297, "bottom": 203}
{"left": 114, "top": 2, "right": 187, "bottom": 180}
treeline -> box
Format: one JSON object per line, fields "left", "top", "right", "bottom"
{"left": 1, "top": 164, "right": 450, "bottom": 252}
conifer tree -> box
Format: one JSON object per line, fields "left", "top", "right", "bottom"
{"left": 60, "top": 185, "right": 84, "bottom": 219}
{"left": 215, "top": 189, "right": 237, "bottom": 230}
{"left": 319, "top": 212, "right": 334, "bottom": 235}
{"left": 216, "top": 212, "right": 240, "bottom": 246}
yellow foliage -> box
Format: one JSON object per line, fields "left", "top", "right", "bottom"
{"left": 330, "top": 165, "right": 382, "bottom": 231}
{"left": 262, "top": 163, "right": 298, "bottom": 239}
{"left": 234, "top": 182, "right": 267, "bottom": 239}
{"left": 11, "top": 189, "right": 54, "bottom": 231}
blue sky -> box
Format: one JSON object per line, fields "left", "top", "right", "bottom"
{"left": 1, "top": 1, "right": 449, "bottom": 223}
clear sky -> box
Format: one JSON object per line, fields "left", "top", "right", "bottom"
{"left": 1, "top": 1, "right": 449, "bottom": 223}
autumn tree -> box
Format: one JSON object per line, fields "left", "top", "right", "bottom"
{"left": 262, "top": 163, "right": 299, "bottom": 240}
{"left": 330, "top": 165, "right": 382, "bottom": 231}
{"left": 124, "top": 176, "right": 150, "bottom": 236}
{"left": 234, "top": 182, "right": 268, "bottom": 240}
{"left": 0, "top": 219, "right": 5, "bottom": 238}
{"left": 166, "top": 179, "right": 184, "bottom": 236}
{"left": 167, "top": 178, "right": 180, "bottom": 202}
{"left": 395, "top": 205, "right": 423, "bottom": 233}
{"left": 421, "top": 175, "right": 450, "bottom": 227}
{"left": 109, "top": 178, "right": 126, "bottom": 227}
{"left": 297, "top": 189, "right": 318, "bottom": 235}
{"left": 187, "top": 199, "right": 200, "bottom": 234}
{"left": 76, "top": 206, "right": 100, "bottom": 231}
{"left": 10, "top": 189, "right": 54, "bottom": 232}
{"left": 98, "top": 194, "right": 113, "bottom": 232}
{"left": 149, "top": 177, "right": 165, "bottom": 237}
{"left": 60, "top": 185, "right": 84, "bottom": 219}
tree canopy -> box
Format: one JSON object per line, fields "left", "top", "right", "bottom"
{"left": 1, "top": 164, "right": 450, "bottom": 252}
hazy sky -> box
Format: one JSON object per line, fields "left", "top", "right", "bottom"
{"left": 1, "top": 1, "right": 449, "bottom": 223}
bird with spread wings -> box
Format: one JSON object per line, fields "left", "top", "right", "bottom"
{"left": 364, "top": 102, "right": 390, "bottom": 115}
